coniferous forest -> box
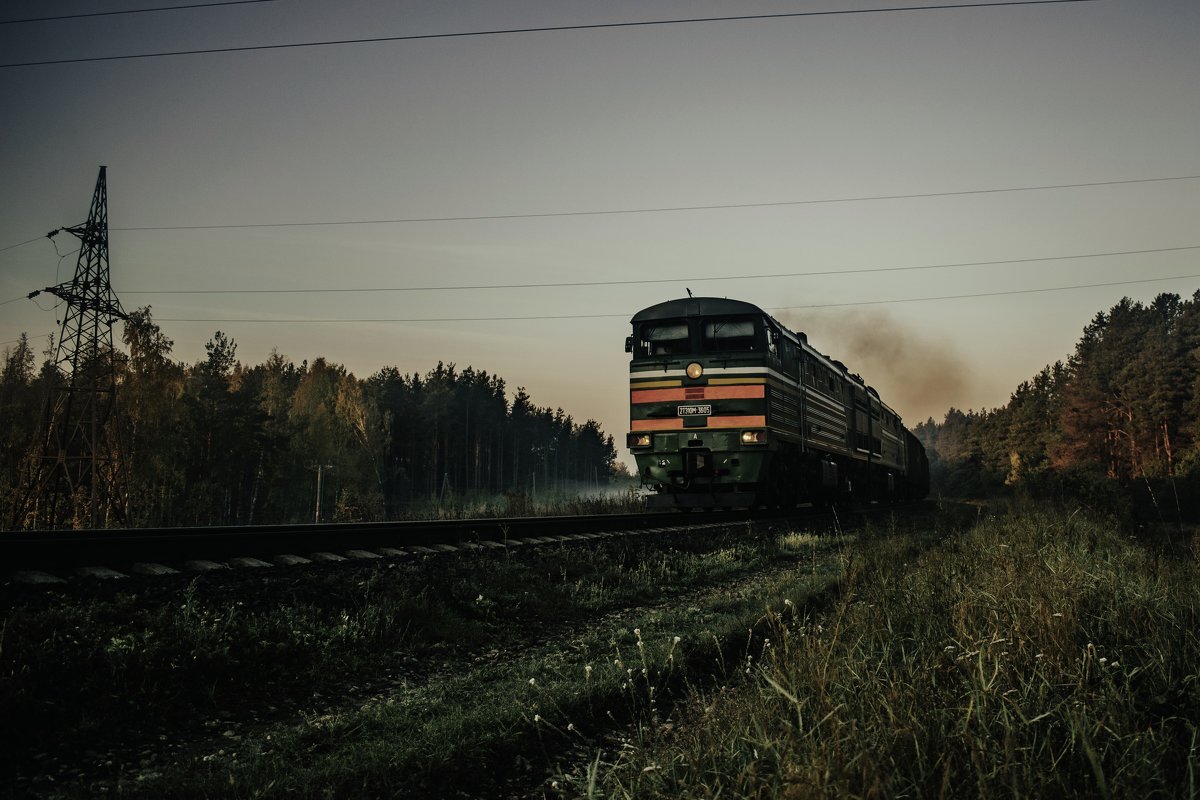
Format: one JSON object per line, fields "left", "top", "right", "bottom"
{"left": 0, "top": 308, "right": 620, "bottom": 528}
{"left": 7, "top": 292, "right": 1200, "bottom": 528}
{"left": 915, "top": 291, "right": 1200, "bottom": 517}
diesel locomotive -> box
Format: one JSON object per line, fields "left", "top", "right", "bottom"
{"left": 625, "top": 297, "right": 929, "bottom": 509}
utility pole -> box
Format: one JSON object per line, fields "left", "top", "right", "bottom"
{"left": 15, "top": 167, "right": 128, "bottom": 530}
{"left": 308, "top": 462, "right": 334, "bottom": 523}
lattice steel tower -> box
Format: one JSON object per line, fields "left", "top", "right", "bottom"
{"left": 16, "top": 167, "right": 128, "bottom": 529}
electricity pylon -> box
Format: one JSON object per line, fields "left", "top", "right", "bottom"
{"left": 15, "top": 167, "right": 128, "bottom": 529}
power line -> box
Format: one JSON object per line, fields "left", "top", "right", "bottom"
{"left": 122, "top": 244, "right": 1200, "bottom": 296}
{"left": 2, "top": 0, "right": 1096, "bottom": 69}
{"left": 780, "top": 275, "right": 1200, "bottom": 310}
{"left": 110, "top": 174, "right": 1200, "bottom": 232}
{"left": 0, "top": 235, "right": 51, "bottom": 255}
{"left": 5, "top": 173, "right": 1193, "bottom": 254}
{"left": 0, "top": 0, "right": 275, "bottom": 26}
{"left": 153, "top": 273, "right": 1200, "bottom": 323}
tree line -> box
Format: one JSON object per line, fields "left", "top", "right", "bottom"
{"left": 914, "top": 291, "right": 1200, "bottom": 514}
{"left": 1, "top": 308, "right": 620, "bottom": 528}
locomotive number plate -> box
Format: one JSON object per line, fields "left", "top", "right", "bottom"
{"left": 676, "top": 404, "right": 712, "bottom": 417}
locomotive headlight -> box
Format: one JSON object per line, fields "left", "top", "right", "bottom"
{"left": 686, "top": 362, "right": 703, "bottom": 379}
{"left": 627, "top": 432, "right": 652, "bottom": 448}
{"left": 741, "top": 430, "right": 767, "bottom": 445}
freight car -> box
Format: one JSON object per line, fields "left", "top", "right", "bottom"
{"left": 625, "top": 297, "right": 929, "bottom": 509}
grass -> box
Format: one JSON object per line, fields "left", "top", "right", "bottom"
{"left": 577, "top": 502, "right": 1200, "bottom": 799}
{"left": 113, "top": 527, "right": 852, "bottom": 798}
{"left": 381, "top": 483, "right": 646, "bottom": 520}
{"left": 0, "top": 519, "right": 846, "bottom": 795}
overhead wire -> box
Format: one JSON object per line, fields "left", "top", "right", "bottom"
{"left": 153, "top": 272, "right": 1200, "bottom": 323}
{"left": 0, "top": 0, "right": 275, "bottom": 26}
{"left": 4, "top": 173, "right": 1195, "bottom": 255}
{"left": 783, "top": 274, "right": 1200, "bottom": 310}
{"left": 111, "top": 174, "right": 1200, "bottom": 232}
{"left": 122, "top": 244, "right": 1200, "bottom": 296}
{"left": 2, "top": 0, "right": 1096, "bottom": 69}
{"left": 0, "top": 236, "right": 50, "bottom": 255}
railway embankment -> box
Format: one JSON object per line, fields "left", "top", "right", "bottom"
{"left": 8, "top": 501, "right": 1191, "bottom": 798}
{"left": 2, "top": 513, "right": 859, "bottom": 797}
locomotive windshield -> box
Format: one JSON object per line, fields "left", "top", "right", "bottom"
{"left": 701, "top": 316, "right": 758, "bottom": 352}
{"left": 640, "top": 319, "right": 690, "bottom": 355}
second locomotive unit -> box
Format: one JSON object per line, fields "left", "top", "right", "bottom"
{"left": 626, "top": 297, "right": 929, "bottom": 509}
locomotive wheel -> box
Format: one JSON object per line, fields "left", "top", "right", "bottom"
{"left": 762, "top": 451, "right": 797, "bottom": 510}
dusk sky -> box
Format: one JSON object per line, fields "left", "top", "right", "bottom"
{"left": 2, "top": 0, "right": 1198, "bottom": 469}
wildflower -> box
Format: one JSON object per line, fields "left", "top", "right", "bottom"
{"left": 673, "top": 636, "right": 682, "bottom": 645}
{"left": 585, "top": 665, "right": 593, "bottom": 679}
{"left": 533, "top": 714, "right": 542, "bottom": 724}
{"left": 1052, "top": 612, "right": 1063, "bottom": 618}
{"left": 1099, "top": 657, "right": 1108, "bottom": 665}
{"left": 529, "top": 678, "right": 537, "bottom": 687}
{"left": 1111, "top": 660, "right": 1120, "bottom": 668}
{"left": 634, "top": 628, "right": 641, "bottom": 637}
{"left": 784, "top": 599, "right": 794, "bottom": 608}
{"left": 567, "top": 723, "right": 576, "bottom": 732}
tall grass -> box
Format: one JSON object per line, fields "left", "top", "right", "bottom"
{"left": 0, "top": 524, "right": 824, "bottom": 790}
{"left": 387, "top": 484, "right": 645, "bottom": 520}
{"left": 585, "top": 504, "right": 1200, "bottom": 798}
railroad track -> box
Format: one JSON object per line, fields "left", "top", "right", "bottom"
{"left": 1, "top": 509, "right": 813, "bottom": 585}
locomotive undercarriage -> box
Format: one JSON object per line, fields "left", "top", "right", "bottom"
{"left": 640, "top": 439, "right": 767, "bottom": 509}
{"left": 640, "top": 441, "right": 908, "bottom": 510}
{"left": 640, "top": 441, "right": 849, "bottom": 510}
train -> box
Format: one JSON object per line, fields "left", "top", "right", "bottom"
{"left": 625, "top": 297, "right": 929, "bottom": 509}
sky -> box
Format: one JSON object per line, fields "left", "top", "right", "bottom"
{"left": 2, "top": 0, "right": 1198, "bottom": 471}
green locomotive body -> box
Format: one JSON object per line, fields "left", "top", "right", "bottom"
{"left": 625, "top": 297, "right": 929, "bottom": 509}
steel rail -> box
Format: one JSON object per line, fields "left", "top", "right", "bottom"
{"left": 1, "top": 510, "right": 762, "bottom": 575}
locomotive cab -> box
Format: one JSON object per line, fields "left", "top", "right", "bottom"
{"left": 626, "top": 296, "right": 929, "bottom": 509}
{"left": 626, "top": 298, "right": 777, "bottom": 508}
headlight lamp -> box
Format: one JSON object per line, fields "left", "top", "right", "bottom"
{"left": 627, "top": 432, "right": 652, "bottom": 448}
{"left": 686, "top": 362, "right": 703, "bottom": 380}
{"left": 741, "top": 430, "right": 767, "bottom": 445}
